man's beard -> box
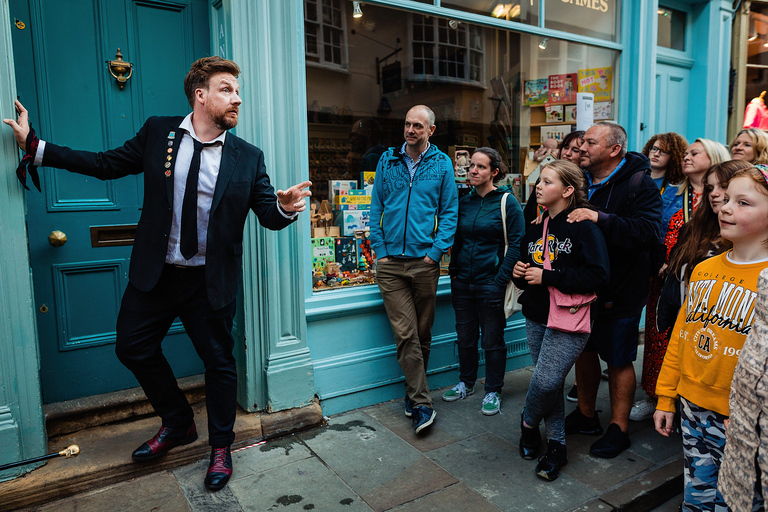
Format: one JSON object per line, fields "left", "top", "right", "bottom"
{"left": 208, "top": 105, "right": 238, "bottom": 130}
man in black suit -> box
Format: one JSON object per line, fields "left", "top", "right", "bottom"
{"left": 3, "top": 57, "right": 311, "bottom": 491}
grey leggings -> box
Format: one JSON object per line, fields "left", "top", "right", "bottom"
{"left": 523, "top": 319, "right": 590, "bottom": 444}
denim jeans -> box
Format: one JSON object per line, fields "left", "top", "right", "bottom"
{"left": 451, "top": 279, "right": 507, "bottom": 393}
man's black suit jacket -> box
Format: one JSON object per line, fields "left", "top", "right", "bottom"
{"left": 43, "top": 116, "right": 295, "bottom": 310}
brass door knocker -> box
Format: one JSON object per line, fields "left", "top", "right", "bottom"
{"left": 107, "top": 48, "right": 133, "bottom": 90}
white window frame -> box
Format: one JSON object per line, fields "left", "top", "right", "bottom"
{"left": 304, "top": 0, "right": 349, "bottom": 71}
{"left": 408, "top": 14, "right": 485, "bottom": 86}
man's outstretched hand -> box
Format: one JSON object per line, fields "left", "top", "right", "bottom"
{"left": 277, "top": 181, "right": 312, "bottom": 213}
{"left": 3, "top": 99, "right": 31, "bottom": 150}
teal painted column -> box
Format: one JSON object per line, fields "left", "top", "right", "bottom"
{"left": 621, "top": 0, "right": 657, "bottom": 150}
{"left": 225, "top": 0, "right": 315, "bottom": 412}
{"left": 0, "top": 2, "right": 47, "bottom": 481}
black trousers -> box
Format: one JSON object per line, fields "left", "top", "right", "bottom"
{"left": 115, "top": 265, "right": 237, "bottom": 448}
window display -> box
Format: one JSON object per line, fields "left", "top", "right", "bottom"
{"left": 304, "top": 2, "right": 619, "bottom": 292}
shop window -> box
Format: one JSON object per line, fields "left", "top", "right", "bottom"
{"left": 545, "top": 0, "right": 620, "bottom": 42}
{"left": 304, "top": 3, "right": 619, "bottom": 293}
{"left": 657, "top": 6, "right": 686, "bottom": 51}
{"left": 411, "top": 15, "right": 485, "bottom": 84}
{"left": 305, "top": 0, "right": 347, "bottom": 69}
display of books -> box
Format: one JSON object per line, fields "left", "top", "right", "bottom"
{"left": 545, "top": 104, "right": 564, "bottom": 123}
{"left": 548, "top": 74, "right": 577, "bottom": 103}
{"left": 578, "top": 67, "right": 612, "bottom": 102}
{"left": 540, "top": 124, "right": 572, "bottom": 143}
{"left": 523, "top": 79, "right": 548, "bottom": 106}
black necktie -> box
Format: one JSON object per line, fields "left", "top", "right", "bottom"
{"left": 180, "top": 139, "right": 216, "bottom": 260}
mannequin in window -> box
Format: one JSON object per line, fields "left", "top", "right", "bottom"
{"left": 743, "top": 91, "right": 768, "bottom": 130}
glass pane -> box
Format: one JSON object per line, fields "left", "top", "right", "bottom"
{"left": 747, "top": 3, "right": 768, "bottom": 66}
{"left": 440, "top": 0, "right": 539, "bottom": 27}
{"left": 305, "top": 0, "right": 317, "bottom": 21}
{"left": 545, "top": 0, "right": 620, "bottom": 42}
{"left": 657, "top": 6, "right": 686, "bottom": 51}
{"left": 305, "top": 3, "right": 620, "bottom": 292}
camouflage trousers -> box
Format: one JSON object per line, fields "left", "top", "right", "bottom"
{"left": 680, "top": 397, "right": 730, "bottom": 512}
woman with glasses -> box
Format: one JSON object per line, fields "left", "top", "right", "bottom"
{"left": 630, "top": 138, "right": 730, "bottom": 422}
{"left": 729, "top": 128, "right": 768, "bottom": 165}
{"left": 641, "top": 133, "right": 688, "bottom": 236}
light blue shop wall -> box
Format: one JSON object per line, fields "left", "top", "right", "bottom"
{"left": 305, "top": 283, "right": 531, "bottom": 416}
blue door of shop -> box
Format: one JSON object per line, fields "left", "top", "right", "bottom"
{"left": 8, "top": 0, "right": 210, "bottom": 403}
{"left": 654, "top": 62, "right": 691, "bottom": 137}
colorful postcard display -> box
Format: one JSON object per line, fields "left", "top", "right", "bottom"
{"left": 545, "top": 104, "right": 564, "bottom": 123}
{"left": 335, "top": 237, "right": 358, "bottom": 272}
{"left": 548, "top": 74, "right": 577, "bottom": 103}
{"left": 594, "top": 101, "right": 612, "bottom": 120}
{"left": 311, "top": 237, "right": 335, "bottom": 271}
{"left": 523, "top": 79, "right": 548, "bottom": 106}
{"left": 578, "top": 67, "right": 612, "bottom": 102}
{"left": 328, "top": 180, "right": 357, "bottom": 205}
{"left": 540, "top": 125, "right": 572, "bottom": 143}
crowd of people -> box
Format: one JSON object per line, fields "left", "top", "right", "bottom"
{"left": 375, "top": 111, "right": 768, "bottom": 509}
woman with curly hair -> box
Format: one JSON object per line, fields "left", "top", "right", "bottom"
{"left": 631, "top": 160, "right": 752, "bottom": 422}
{"left": 730, "top": 127, "right": 768, "bottom": 165}
{"left": 629, "top": 139, "right": 731, "bottom": 422}
{"left": 641, "top": 132, "right": 688, "bottom": 236}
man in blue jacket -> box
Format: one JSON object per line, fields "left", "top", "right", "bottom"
{"left": 370, "top": 105, "right": 459, "bottom": 434}
{"left": 565, "top": 122, "right": 662, "bottom": 458}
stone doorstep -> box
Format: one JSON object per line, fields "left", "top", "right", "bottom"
{"left": 45, "top": 375, "right": 206, "bottom": 438}
{"left": 0, "top": 398, "right": 322, "bottom": 512}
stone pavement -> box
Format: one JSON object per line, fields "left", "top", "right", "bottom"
{"left": 18, "top": 347, "right": 685, "bottom": 512}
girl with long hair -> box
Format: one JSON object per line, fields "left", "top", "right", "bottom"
{"left": 641, "top": 132, "right": 688, "bottom": 236}
{"left": 513, "top": 160, "right": 609, "bottom": 481}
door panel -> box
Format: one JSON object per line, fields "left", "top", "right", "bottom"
{"left": 9, "top": 0, "right": 210, "bottom": 403}
{"left": 654, "top": 62, "right": 690, "bottom": 137}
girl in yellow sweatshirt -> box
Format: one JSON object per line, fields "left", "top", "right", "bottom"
{"left": 654, "top": 166, "right": 768, "bottom": 512}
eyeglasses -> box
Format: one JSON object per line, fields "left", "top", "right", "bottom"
{"left": 649, "top": 146, "right": 668, "bottom": 156}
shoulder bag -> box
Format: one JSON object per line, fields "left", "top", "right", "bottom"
{"left": 501, "top": 193, "right": 522, "bottom": 318}
{"left": 541, "top": 216, "right": 597, "bottom": 333}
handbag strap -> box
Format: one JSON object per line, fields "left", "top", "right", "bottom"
{"left": 501, "top": 193, "right": 509, "bottom": 256}
{"left": 542, "top": 216, "right": 551, "bottom": 271}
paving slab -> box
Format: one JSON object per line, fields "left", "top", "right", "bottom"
{"left": 364, "top": 399, "right": 488, "bottom": 453}
{"left": 389, "top": 483, "right": 503, "bottom": 512}
{"left": 24, "top": 471, "right": 190, "bottom": 512}
{"left": 227, "top": 457, "right": 371, "bottom": 511}
{"left": 298, "top": 411, "right": 456, "bottom": 508}
{"left": 427, "top": 432, "right": 599, "bottom": 512}
{"left": 560, "top": 439, "right": 655, "bottom": 493}
{"left": 234, "top": 435, "right": 314, "bottom": 479}
{"left": 173, "top": 460, "right": 245, "bottom": 512}
{"left": 600, "top": 460, "right": 684, "bottom": 512}
{"left": 624, "top": 427, "right": 682, "bottom": 465}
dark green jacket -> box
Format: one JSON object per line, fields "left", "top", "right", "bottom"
{"left": 449, "top": 187, "right": 525, "bottom": 286}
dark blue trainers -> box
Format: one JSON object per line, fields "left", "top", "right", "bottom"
{"left": 404, "top": 395, "right": 415, "bottom": 418}
{"left": 412, "top": 405, "right": 436, "bottom": 434}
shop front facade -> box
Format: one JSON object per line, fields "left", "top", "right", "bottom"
{"left": 0, "top": 0, "right": 732, "bottom": 481}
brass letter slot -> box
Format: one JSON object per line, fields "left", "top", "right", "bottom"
{"left": 90, "top": 225, "right": 137, "bottom": 247}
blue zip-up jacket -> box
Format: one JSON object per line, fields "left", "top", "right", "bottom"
{"left": 370, "top": 144, "right": 459, "bottom": 262}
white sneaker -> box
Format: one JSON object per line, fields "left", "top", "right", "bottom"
{"left": 629, "top": 396, "right": 657, "bottom": 421}
{"left": 442, "top": 382, "right": 474, "bottom": 402}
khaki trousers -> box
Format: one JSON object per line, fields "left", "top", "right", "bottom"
{"left": 377, "top": 258, "right": 440, "bottom": 408}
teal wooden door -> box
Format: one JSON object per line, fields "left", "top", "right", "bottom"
{"left": 9, "top": 0, "right": 210, "bottom": 403}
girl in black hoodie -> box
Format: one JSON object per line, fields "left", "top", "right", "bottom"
{"left": 512, "top": 160, "right": 610, "bottom": 481}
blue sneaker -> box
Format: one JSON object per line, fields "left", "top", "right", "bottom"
{"left": 404, "top": 395, "right": 414, "bottom": 418}
{"left": 412, "top": 405, "right": 436, "bottom": 434}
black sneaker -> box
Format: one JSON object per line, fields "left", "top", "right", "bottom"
{"left": 590, "top": 423, "right": 630, "bottom": 458}
{"left": 536, "top": 440, "right": 568, "bottom": 481}
{"left": 412, "top": 405, "right": 436, "bottom": 434}
{"left": 404, "top": 395, "right": 414, "bottom": 418}
{"left": 519, "top": 409, "right": 542, "bottom": 460}
{"left": 564, "top": 408, "right": 603, "bottom": 436}
{"left": 566, "top": 385, "right": 578, "bottom": 403}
